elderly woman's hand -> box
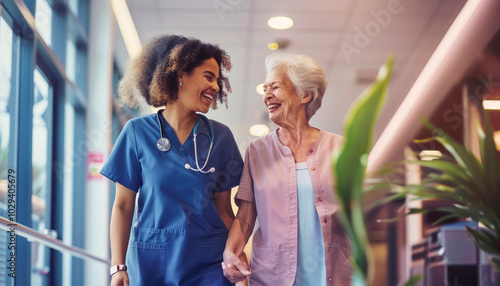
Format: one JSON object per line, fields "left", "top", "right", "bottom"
{"left": 222, "top": 250, "right": 251, "bottom": 283}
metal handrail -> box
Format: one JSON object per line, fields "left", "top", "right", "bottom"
{"left": 0, "top": 216, "right": 109, "bottom": 265}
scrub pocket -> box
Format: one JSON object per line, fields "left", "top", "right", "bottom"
{"left": 249, "top": 247, "right": 279, "bottom": 285}
{"left": 203, "top": 267, "right": 234, "bottom": 285}
{"left": 201, "top": 237, "right": 233, "bottom": 285}
{"left": 127, "top": 241, "right": 166, "bottom": 285}
{"left": 201, "top": 239, "right": 225, "bottom": 268}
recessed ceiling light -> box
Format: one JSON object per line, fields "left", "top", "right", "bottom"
{"left": 268, "top": 42, "right": 279, "bottom": 50}
{"left": 256, "top": 83, "right": 265, "bottom": 95}
{"left": 483, "top": 100, "right": 500, "bottom": 110}
{"left": 267, "top": 16, "right": 293, "bottom": 30}
{"left": 249, "top": 124, "right": 270, "bottom": 137}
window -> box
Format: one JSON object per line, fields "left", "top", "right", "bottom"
{"left": 0, "top": 17, "right": 14, "bottom": 205}
{"left": 35, "top": 0, "right": 53, "bottom": 47}
{"left": 1, "top": 0, "right": 91, "bottom": 284}
{"left": 31, "top": 67, "right": 54, "bottom": 286}
{"left": 0, "top": 12, "right": 19, "bottom": 285}
{"left": 68, "top": 0, "right": 79, "bottom": 16}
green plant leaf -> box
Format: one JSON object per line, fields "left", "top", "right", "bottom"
{"left": 431, "top": 213, "right": 461, "bottom": 226}
{"left": 333, "top": 55, "right": 394, "bottom": 199}
{"left": 364, "top": 192, "right": 407, "bottom": 212}
{"left": 400, "top": 275, "right": 422, "bottom": 286}
{"left": 332, "top": 54, "right": 394, "bottom": 283}
{"left": 465, "top": 227, "right": 500, "bottom": 255}
{"left": 422, "top": 121, "right": 488, "bottom": 195}
{"left": 433, "top": 207, "right": 485, "bottom": 224}
{"left": 410, "top": 159, "right": 471, "bottom": 183}
{"left": 491, "top": 257, "right": 500, "bottom": 274}
{"left": 477, "top": 113, "right": 500, "bottom": 202}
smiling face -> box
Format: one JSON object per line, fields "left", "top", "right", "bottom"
{"left": 262, "top": 68, "right": 303, "bottom": 126}
{"left": 177, "top": 58, "right": 220, "bottom": 114}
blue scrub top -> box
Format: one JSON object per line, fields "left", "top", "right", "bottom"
{"left": 101, "top": 113, "right": 243, "bottom": 285}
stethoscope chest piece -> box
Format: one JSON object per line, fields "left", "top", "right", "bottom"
{"left": 157, "top": 137, "right": 171, "bottom": 152}
{"left": 155, "top": 109, "right": 215, "bottom": 173}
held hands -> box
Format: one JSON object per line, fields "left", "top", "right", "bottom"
{"left": 222, "top": 250, "right": 251, "bottom": 283}
{"left": 110, "top": 271, "right": 129, "bottom": 286}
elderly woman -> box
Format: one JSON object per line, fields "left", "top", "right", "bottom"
{"left": 222, "top": 52, "right": 351, "bottom": 286}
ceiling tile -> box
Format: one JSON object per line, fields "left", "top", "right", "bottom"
{"left": 252, "top": 0, "right": 352, "bottom": 12}
{"left": 354, "top": 0, "right": 440, "bottom": 16}
{"left": 130, "top": 10, "right": 162, "bottom": 28}
{"left": 159, "top": 11, "right": 250, "bottom": 28}
{"left": 346, "top": 12, "right": 429, "bottom": 34}
{"left": 251, "top": 30, "right": 340, "bottom": 46}
{"left": 127, "top": 0, "right": 157, "bottom": 9}
{"left": 156, "top": 0, "right": 251, "bottom": 11}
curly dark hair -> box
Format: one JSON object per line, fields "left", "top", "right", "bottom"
{"left": 118, "top": 35, "right": 232, "bottom": 109}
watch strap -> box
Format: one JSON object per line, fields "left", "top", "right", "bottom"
{"left": 110, "top": 264, "right": 127, "bottom": 276}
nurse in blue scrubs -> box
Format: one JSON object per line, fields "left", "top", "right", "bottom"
{"left": 100, "top": 35, "right": 245, "bottom": 286}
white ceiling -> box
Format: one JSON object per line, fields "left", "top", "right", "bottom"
{"left": 114, "top": 0, "right": 467, "bottom": 151}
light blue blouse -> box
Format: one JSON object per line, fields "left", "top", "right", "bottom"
{"left": 293, "top": 162, "right": 327, "bottom": 286}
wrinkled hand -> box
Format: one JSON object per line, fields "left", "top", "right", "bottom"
{"left": 222, "top": 250, "right": 251, "bottom": 283}
{"left": 110, "top": 271, "right": 129, "bottom": 286}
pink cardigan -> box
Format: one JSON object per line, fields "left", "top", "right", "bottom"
{"left": 236, "top": 130, "right": 352, "bottom": 286}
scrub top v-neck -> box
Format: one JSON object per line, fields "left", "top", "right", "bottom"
{"left": 101, "top": 113, "right": 243, "bottom": 286}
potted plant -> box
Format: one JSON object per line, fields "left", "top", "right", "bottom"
{"left": 377, "top": 114, "right": 500, "bottom": 274}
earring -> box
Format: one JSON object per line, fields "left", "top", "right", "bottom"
{"left": 179, "top": 81, "right": 183, "bottom": 87}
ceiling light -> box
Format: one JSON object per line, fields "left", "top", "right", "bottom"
{"left": 110, "top": 0, "right": 142, "bottom": 58}
{"left": 267, "top": 16, "right": 293, "bottom": 30}
{"left": 268, "top": 42, "right": 279, "bottom": 50}
{"left": 256, "top": 83, "right": 265, "bottom": 95}
{"left": 419, "top": 150, "right": 443, "bottom": 161}
{"left": 249, "top": 124, "right": 270, "bottom": 137}
{"left": 483, "top": 100, "right": 500, "bottom": 110}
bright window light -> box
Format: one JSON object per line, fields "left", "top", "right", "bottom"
{"left": 268, "top": 16, "right": 293, "bottom": 30}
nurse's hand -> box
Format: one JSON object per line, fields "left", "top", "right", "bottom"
{"left": 110, "top": 271, "right": 129, "bottom": 286}
{"left": 222, "top": 250, "right": 250, "bottom": 283}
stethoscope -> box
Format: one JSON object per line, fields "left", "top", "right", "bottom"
{"left": 156, "top": 109, "right": 215, "bottom": 174}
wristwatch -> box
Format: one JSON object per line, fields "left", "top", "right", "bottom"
{"left": 110, "top": 264, "right": 127, "bottom": 276}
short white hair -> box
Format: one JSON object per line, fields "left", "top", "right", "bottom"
{"left": 264, "top": 52, "right": 327, "bottom": 120}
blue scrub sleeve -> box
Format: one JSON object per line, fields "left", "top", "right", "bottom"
{"left": 100, "top": 120, "right": 142, "bottom": 192}
{"left": 215, "top": 126, "right": 243, "bottom": 192}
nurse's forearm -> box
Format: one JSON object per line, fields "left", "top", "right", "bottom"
{"left": 214, "top": 189, "right": 235, "bottom": 230}
{"left": 110, "top": 204, "right": 134, "bottom": 265}
{"left": 110, "top": 184, "right": 136, "bottom": 266}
